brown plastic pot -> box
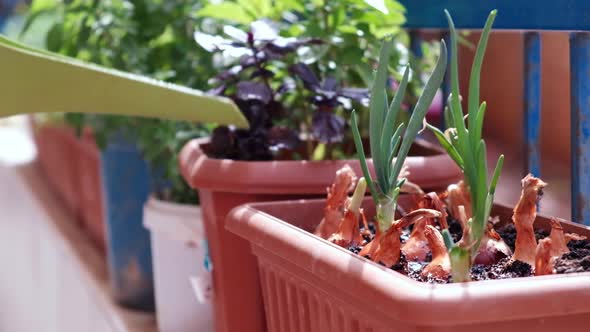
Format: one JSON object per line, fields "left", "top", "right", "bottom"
{"left": 34, "top": 124, "right": 81, "bottom": 222}
{"left": 76, "top": 128, "right": 106, "bottom": 253}
{"left": 179, "top": 138, "right": 462, "bottom": 332}
{"left": 226, "top": 197, "right": 590, "bottom": 332}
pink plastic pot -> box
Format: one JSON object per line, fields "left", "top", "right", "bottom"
{"left": 226, "top": 197, "right": 590, "bottom": 332}
{"left": 179, "top": 138, "right": 462, "bottom": 332}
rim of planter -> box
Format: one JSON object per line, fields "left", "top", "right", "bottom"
{"left": 179, "top": 137, "right": 462, "bottom": 194}
{"left": 144, "top": 196, "right": 203, "bottom": 245}
{"left": 226, "top": 197, "right": 590, "bottom": 327}
{"left": 145, "top": 195, "right": 201, "bottom": 215}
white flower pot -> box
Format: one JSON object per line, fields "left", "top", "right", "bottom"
{"left": 144, "top": 197, "right": 213, "bottom": 332}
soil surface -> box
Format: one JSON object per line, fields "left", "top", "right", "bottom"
{"left": 347, "top": 217, "right": 590, "bottom": 283}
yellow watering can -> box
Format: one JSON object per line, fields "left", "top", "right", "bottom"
{"left": 0, "top": 35, "right": 248, "bottom": 128}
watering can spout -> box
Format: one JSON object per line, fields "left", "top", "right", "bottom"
{"left": 0, "top": 35, "right": 249, "bottom": 128}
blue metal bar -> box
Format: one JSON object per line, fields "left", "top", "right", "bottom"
{"left": 409, "top": 31, "right": 423, "bottom": 59}
{"left": 570, "top": 32, "right": 590, "bottom": 225}
{"left": 523, "top": 32, "right": 542, "bottom": 178}
{"left": 399, "top": 0, "right": 590, "bottom": 31}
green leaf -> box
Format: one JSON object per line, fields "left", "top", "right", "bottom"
{"left": 196, "top": 3, "right": 254, "bottom": 25}
{"left": 150, "top": 25, "right": 174, "bottom": 47}
{"left": 341, "top": 47, "right": 365, "bottom": 65}
{"left": 236, "top": 0, "right": 260, "bottom": 17}
{"left": 484, "top": 193, "right": 494, "bottom": 230}
{"left": 381, "top": 65, "right": 409, "bottom": 170}
{"left": 354, "top": 63, "right": 374, "bottom": 88}
{"left": 439, "top": 10, "right": 501, "bottom": 283}
{"left": 241, "top": 0, "right": 273, "bottom": 17}
{"left": 364, "top": 0, "right": 389, "bottom": 14}
{"left": 276, "top": 0, "right": 305, "bottom": 12}
{"left": 442, "top": 104, "right": 453, "bottom": 130}
{"left": 386, "top": 0, "right": 406, "bottom": 13}
{"left": 442, "top": 229, "right": 455, "bottom": 251}
{"left": 473, "top": 102, "right": 487, "bottom": 143}
{"left": 426, "top": 123, "right": 464, "bottom": 169}
{"left": 337, "top": 25, "right": 360, "bottom": 34}
{"left": 443, "top": 10, "right": 464, "bottom": 132}
{"left": 386, "top": 123, "right": 404, "bottom": 181}
{"left": 468, "top": 10, "right": 496, "bottom": 146}
{"left": 473, "top": 192, "right": 496, "bottom": 257}
{"left": 30, "top": 0, "right": 58, "bottom": 12}
{"left": 19, "top": 6, "right": 58, "bottom": 39}
{"left": 374, "top": 91, "right": 391, "bottom": 191}
{"left": 372, "top": 26, "right": 401, "bottom": 39}
{"left": 46, "top": 23, "right": 63, "bottom": 52}
{"left": 351, "top": 110, "right": 380, "bottom": 206}
{"left": 475, "top": 140, "right": 488, "bottom": 223}
{"left": 489, "top": 154, "right": 504, "bottom": 195}
{"left": 445, "top": 11, "right": 479, "bottom": 211}
{"left": 390, "top": 40, "right": 447, "bottom": 183}
{"left": 369, "top": 39, "right": 394, "bottom": 194}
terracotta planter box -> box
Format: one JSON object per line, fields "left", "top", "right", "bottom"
{"left": 33, "top": 122, "right": 106, "bottom": 253}
{"left": 76, "top": 129, "right": 106, "bottom": 253}
{"left": 179, "top": 138, "right": 462, "bottom": 332}
{"left": 34, "top": 124, "right": 81, "bottom": 222}
{"left": 226, "top": 197, "right": 590, "bottom": 332}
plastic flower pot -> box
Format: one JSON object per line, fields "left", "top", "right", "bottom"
{"left": 179, "top": 138, "right": 462, "bottom": 332}
{"left": 226, "top": 197, "right": 590, "bottom": 332}
{"left": 100, "top": 138, "right": 155, "bottom": 311}
{"left": 143, "top": 197, "right": 214, "bottom": 332}
{"left": 34, "top": 124, "right": 81, "bottom": 221}
{"left": 76, "top": 128, "right": 106, "bottom": 253}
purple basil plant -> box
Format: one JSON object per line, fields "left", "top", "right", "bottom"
{"left": 290, "top": 63, "right": 369, "bottom": 144}
{"left": 195, "top": 20, "right": 368, "bottom": 161}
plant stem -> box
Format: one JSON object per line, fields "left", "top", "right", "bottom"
{"left": 325, "top": 142, "right": 333, "bottom": 160}
{"left": 307, "top": 135, "right": 314, "bottom": 158}
{"left": 322, "top": 5, "right": 330, "bottom": 32}
{"left": 376, "top": 197, "right": 396, "bottom": 232}
{"left": 349, "top": 178, "right": 367, "bottom": 214}
{"left": 449, "top": 247, "right": 472, "bottom": 282}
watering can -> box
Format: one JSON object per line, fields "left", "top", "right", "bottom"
{"left": 0, "top": 35, "right": 248, "bottom": 127}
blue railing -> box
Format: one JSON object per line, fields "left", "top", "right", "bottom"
{"left": 400, "top": 0, "right": 590, "bottom": 225}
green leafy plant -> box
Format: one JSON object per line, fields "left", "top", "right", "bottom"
{"left": 351, "top": 37, "right": 447, "bottom": 232}
{"left": 196, "top": 0, "right": 302, "bottom": 24}
{"left": 195, "top": 20, "right": 369, "bottom": 161}
{"left": 278, "top": 0, "right": 439, "bottom": 117}
{"left": 194, "top": 0, "right": 441, "bottom": 161}
{"left": 21, "top": 0, "right": 219, "bottom": 204}
{"left": 135, "top": 121, "right": 212, "bottom": 203}
{"left": 426, "top": 10, "right": 504, "bottom": 282}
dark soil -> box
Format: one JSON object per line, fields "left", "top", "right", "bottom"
{"left": 447, "top": 217, "right": 464, "bottom": 243}
{"left": 496, "top": 224, "right": 549, "bottom": 251}
{"left": 347, "top": 216, "right": 590, "bottom": 283}
{"left": 554, "top": 239, "right": 590, "bottom": 274}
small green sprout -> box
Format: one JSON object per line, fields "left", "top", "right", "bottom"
{"left": 351, "top": 38, "right": 448, "bottom": 232}
{"left": 427, "top": 10, "right": 504, "bottom": 282}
